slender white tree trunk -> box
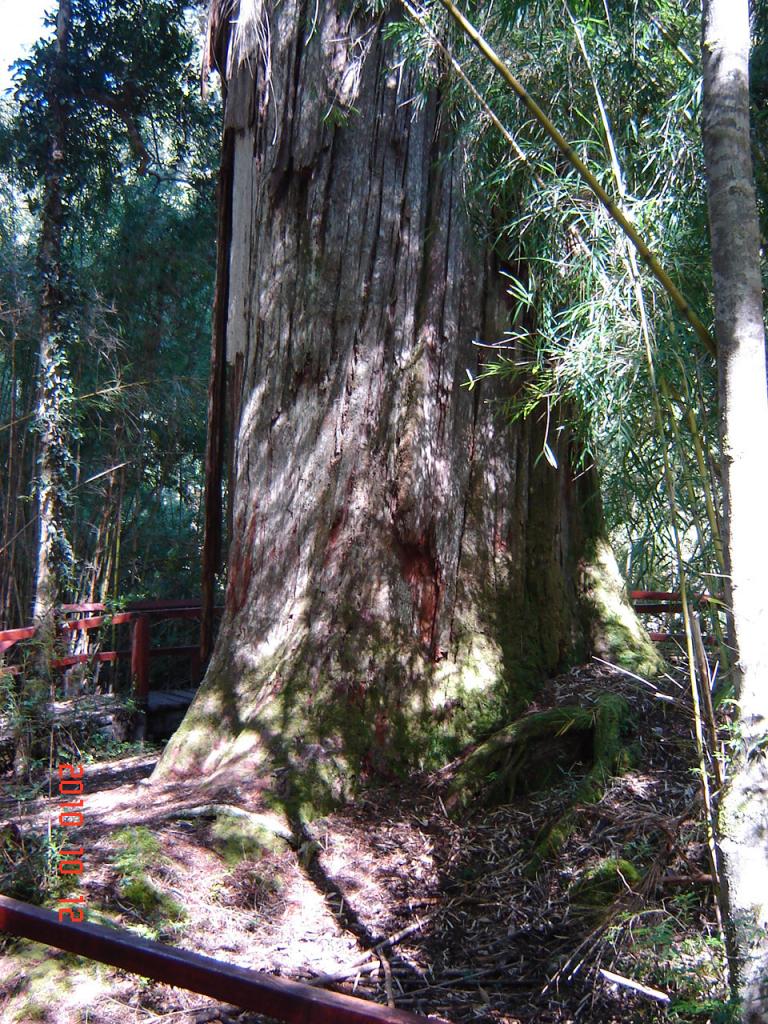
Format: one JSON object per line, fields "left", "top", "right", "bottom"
{"left": 702, "top": 1, "right": 768, "bottom": 1016}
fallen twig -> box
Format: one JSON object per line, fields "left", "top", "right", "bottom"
{"left": 599, "top": 968, "right": 671, "bottom": 1004}
{"left": 308, "top": 914, "right": 437, "bottom": 987}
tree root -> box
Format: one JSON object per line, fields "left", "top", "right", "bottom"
{"left": 154, "top": 803, "right": 296, "bottom": 844}
{"left": 445, "top": 693, "right": 631, "bottom": 873}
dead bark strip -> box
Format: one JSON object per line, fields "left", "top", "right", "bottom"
{"left": 201, "top": 127, "right": 236, "bottom": 666}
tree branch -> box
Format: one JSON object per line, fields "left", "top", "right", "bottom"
{"left": 78, "top": 88, "right": 151, "bottom": 174}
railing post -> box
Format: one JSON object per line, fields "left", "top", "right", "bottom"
{"left": 131, "top": 614, "right": 150, "bottom": 701}
{"left": 190, "top": 646, "right": 201, "bottom": 686}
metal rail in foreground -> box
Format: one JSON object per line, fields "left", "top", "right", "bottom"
{"left": 0, "top": 895, "right": 433, "bottom": 1024}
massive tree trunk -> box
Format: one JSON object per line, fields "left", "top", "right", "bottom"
{"left": 156, "top": 0, "right": 655, "bottom": 810}
{"left": 701, "top": 2, "right": 768, "bottom": 1018}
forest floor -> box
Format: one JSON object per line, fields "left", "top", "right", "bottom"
{"left": 0, "top": 661, "right": 727, "bottom": 1024}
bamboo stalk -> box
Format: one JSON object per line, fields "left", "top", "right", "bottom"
{"left": 681, "top": 594, "right": 725, "bottom": 941}
{"left": 663, "top": 365, "right": 725, "bottom": 574}
{"left": 667, "top": 369, "right": 731, "bottom": 673}
{"left": 658, "top": 377, "right": 711, "bottom": 564}
{"left": 658, "top": 381, "right": 730, "bottom": 674}
{"left": 659, "top": 367, "right": 730, "bottom": 671}
{"left": 685, "top": 404, "right": 726, "bottom": 572}
{"left": 691, "top": 611, "right": 723, "bottom": 786}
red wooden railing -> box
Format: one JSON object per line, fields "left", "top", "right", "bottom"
{"left": 0, "top": 894, "right": 431, "bottom": 1024}
{"left": 630, "top": 590, "right": 716, "bottom": 645}
{"left": 2, "top": 591, "right": 716, "bottom": 674}
{"left": 0, "top": 600, "right": 221, "bottom": 699}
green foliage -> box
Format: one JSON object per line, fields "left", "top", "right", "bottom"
{"left": 4, "top": 0, "right": 201, "bottom": 202}
{"left": 0, "top": 658, "right": 53, "bottom": 779}
{"left": 79, "top": 732, "right": 156, "bottom": 763}
{"left": 608, "top": 904, "right": 731, "bottom": 1021}
{"left": 71, "top": 176, "right": 216, "bottom": 599}
{"left": 0, "top": 822, "right": 76, "bottom": 904}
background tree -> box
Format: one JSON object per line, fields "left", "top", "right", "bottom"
{"left": 0, "top": 162, "right": 40, "bottom": 627}
{"left": 0, "top": 0, "right": 220, "bottom": 630}
{"left": 33, "top": 0, "right": 74, "bottom": 628}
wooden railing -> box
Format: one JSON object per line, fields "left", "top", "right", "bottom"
{"left": 0, "top": 600, "right": 221, "bottom": 700}
{"left": 0, "top": 894, "right": 429, "bottom": 1024}
{"left": 2, "top": 591, "right": 717, "bottom": 675}
{"left": 630, "top": 590, "right": 715, "bottom": 645}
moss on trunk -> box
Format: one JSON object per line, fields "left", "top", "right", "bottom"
{"left": 526, "top": 693, "right": 632, "bottom": 874}
{"left": 447, "top": 693, "right": 630, "bottom": 806}
{"left": 580, "top": 538, "right": 663, "bottom": 679}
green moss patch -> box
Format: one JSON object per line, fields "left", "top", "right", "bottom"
{"left": 118, "top": 876, "right": 184, "bottom": 921}
{"left": 111, "top": 827, "right": 186, "bottom": 925}
{"left": 569, "top": 856, "right": 642, "bottom": 910}
{"left": 113, "top": 825, "right": 162, "bottom": 872}
{"left": 211, "top": 813, "right": 289, "bottom": 864}
{"left": 448, "top": 692, "right": 630, "bottom": 812}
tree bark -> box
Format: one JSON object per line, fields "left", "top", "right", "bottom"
{"left": 155, "top": 0, "right": 655, "bottom": 810}
{"left": 701, "top": 2, "right": 768, "bottom": 1018}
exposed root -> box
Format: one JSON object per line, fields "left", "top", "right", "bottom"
{"left": 444, "top": 693, "right": 632, "bottom": 875}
